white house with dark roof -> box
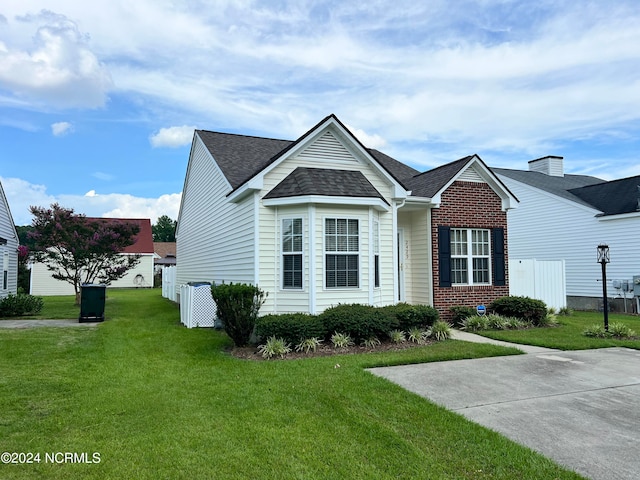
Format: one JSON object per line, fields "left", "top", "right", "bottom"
{"left": 494, "top": 156, "right": 640, "bottom": 311}
{"left": 0, "top": 180, "right": 19, "bottom": 299}
{"left": 176, "top": 114, "right": 518, "bottom": 319}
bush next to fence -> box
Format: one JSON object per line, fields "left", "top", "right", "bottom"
{"left": 0, "top": 293, "right": 44, "bottom": 318}
{"left": 382, "top": 303, "right": 439, "bottom": 330}
{"left": 489, "top": 295, "right": 548, "bottom": 326}
{"left": 256, "top": 313, "right": 326, "bottom": 345}
{"left": 319, "top": 303, "right": 397, "bottom": 342}
{"left": 210, "top": 282, "right": 266, "bottom": 347}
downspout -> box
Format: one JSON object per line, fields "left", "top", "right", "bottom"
{"left": 308, "top": 205, "right": 316, "bottom": 314}
{"left": 273, "top": 206, "right": 278, "bottom": 313}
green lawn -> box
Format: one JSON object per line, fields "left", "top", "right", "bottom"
{"left": 478, "top": 311, "right": 640, "bottom": 350}
{"left": 0, "top": 290, "right": 584, "bottom": 479}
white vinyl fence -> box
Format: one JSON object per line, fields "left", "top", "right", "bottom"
{"left": 162, "top": 266, "right": 177, "bottom": 302}
{"left": 509, "top": 259, "right": 567, "bottom": 310}
{"left": 179, "top": 283, "right": 217, "bottom": 328}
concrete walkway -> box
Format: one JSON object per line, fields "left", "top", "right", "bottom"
{"left": 370, "top": 333, "right": 640, "bottom": 480}
{"left": 0, "top": 319, "right": 101, "bottom": 328}
{"left": 450, "top": 329, "right": 559, "bottom": 354}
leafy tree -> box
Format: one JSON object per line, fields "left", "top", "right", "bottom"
{"left": 28, "top": 203, "right": 141, "bottom": 304}
{"left": 152, "top": 215, "right": 177, "bottom": 242}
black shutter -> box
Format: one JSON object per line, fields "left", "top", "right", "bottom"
{"left": 438, "top": 226, "right": 451, "bottom": 288}
{"left": 492, "top": 228, "right": 506, "bottom": 286}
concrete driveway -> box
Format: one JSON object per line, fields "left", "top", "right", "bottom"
{"left": 369, "top": 348, "right": 640, "bottom": 480}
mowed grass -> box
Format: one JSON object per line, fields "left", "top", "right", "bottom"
{"left": 0, "top": 290, "right": 584, "bottom": 479}
{"left": 478, "top": 311, "right": 640, "bottom": 350}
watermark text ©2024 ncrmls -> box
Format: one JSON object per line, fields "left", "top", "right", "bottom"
{"left": 1, "top": 452, "right": 101, "bottom": 464}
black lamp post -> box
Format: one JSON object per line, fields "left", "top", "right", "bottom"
{"left": 597, "top": 244, "right": 610, "bottom": 331}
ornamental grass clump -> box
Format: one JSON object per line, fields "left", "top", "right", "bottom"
{"left": 258, "top": 337, "right": 291, "bottom": 359}
{"left": 295, "top": 337, "right": 323, "bottom": 354}
{"left": 389, "top": 329, "right": 406, "bottom": 344}
{"left": 429, "top": 321, "right": 452, "bottom": 341}
{"left": 407, "top": 327, "right": 429, "bottom": 344}
{"left": 330, "top": 332, "right": 354, "bottom": 349}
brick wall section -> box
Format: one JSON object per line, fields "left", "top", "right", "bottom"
{"left": 431, "top": 181, "right": 509, "bottom": 322}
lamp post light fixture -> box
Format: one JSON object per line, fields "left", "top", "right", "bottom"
{"left": 597, "top": 244, "right": 610, "bottom": 331}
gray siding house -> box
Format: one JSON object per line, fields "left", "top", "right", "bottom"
{"left": 494, "top": 156, "right": 640, "bottom": 311}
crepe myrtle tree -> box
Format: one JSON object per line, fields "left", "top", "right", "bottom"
{"left": 28, "top": 203, "right": 141, "bottom": 304}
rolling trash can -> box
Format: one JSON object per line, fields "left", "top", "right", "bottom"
{"left": 79, "top": 284, "right": 107, "bottom": 323}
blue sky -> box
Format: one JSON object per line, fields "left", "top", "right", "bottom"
{"left": 1, "top": 0, "right": 639, "bottom": 225}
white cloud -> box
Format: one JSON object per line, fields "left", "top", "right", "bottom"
{"left": 150, "top": 125, "right": 196, "bottom": 148}
{"left": 1, "top": 176, "right": 181, "bottom": 226}
{"left": 51, "top": 121, "right": 73, "bottom": 136}
{"left": 345, "top": 124, "right": 387, "bottom": 149}
{"left": 0, "top": 10, "right": 113, "bottom": 108}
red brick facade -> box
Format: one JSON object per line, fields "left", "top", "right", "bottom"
{"left": 431, "top": 181, "right": 509, "bottom": 322}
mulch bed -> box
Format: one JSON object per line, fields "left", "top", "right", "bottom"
{"left": 229, "top": 339, "right": 436, "bottom": 361}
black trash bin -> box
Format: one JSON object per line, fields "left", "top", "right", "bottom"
{"left": 79, "top": 284, "right": 106, "bottom": 323}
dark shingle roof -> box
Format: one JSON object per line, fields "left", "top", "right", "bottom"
{"left": 493, "top": 168, "right": 604, "bottom": 209}
{"left": 263, "top": 167, "right": 387, "bottom": 203}
{"left": 196, "top": 130, "right": 293, "bottom": 190}
{"left": 569, "top": 175, "right": 640, "bottom": 215}
{"left": 405, "top": 156, "right": 474, "bottom": 198}
{"left": 195, "top": 117, "right": 493, "bottom": 202}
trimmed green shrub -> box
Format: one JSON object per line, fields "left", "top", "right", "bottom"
{"left": 319, "top": 304, "right": 396, "bottom": 343}
{"left": 0, "top": 293, "right": 44, "bottom": 317}
{"left": 256, "top": 313, "right": 325, "bottom": 345}
{"left": 210, "top": 282, "right": 266, "bottom": 347}
{"left": 449, "top": 306, "right": 476, "bottom": 327}
{"left": 490, "top": 296, "right": 548, "bottom": 326}
{"left": 383, "top": 303, "right": 439, "bottom": 330}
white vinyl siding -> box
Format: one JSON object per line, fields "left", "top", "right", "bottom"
{"left": 0, "top": 183, "right": 18, "bottom": 299}
{"left": 177, "top": 135, "right": 255, "bottom": 289}
{"left": 30, "top": 255, "right": 155, "bottom": 295}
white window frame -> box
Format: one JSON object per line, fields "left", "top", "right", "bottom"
{"left": 450, "top": 228, "right": 491, "bottom": 286}
{"left": 281, "top": 218, "right": 303, "bottom": 290}
{"left": 324, "top": 217, "right": 360, "bottom": 289}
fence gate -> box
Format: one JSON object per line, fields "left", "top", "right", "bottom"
{"left": 509, "top": 259, "right": 567, "bottom": 310}
{"left": 162, "top": 266, "right": 177, "bottom": 302}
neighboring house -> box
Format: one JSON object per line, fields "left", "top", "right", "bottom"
{"left": 176, "top": 114, "right": 518, "bottom": 320}
{"left": 30, "top": 218, "right": 155, "bottom": 295}
{"left": 494, "top": 156, "right": 640, "bottom": 310}
{"left": 153, "top": 242, "right": 177, "bottom": 272}
{"left": 0, "top": 180, "right": 19, "bottom": 299}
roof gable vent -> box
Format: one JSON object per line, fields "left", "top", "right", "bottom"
{"left": 528, "top": 156, "right": 564, "bottom": 177}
